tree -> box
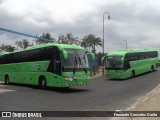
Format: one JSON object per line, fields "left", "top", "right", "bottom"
{"left": 36, "top": 33, "right": 54, "bottom": 44}
{"left": 57, "top": 34, "right": 66, "bottom": 44}
{"left": 81, "top": 36, "right": 91, "bottom": 50}
{"left": 15, "top": 41, "right": 23, "bottom": 49}
{"left": 15, "top": 39, "right": 31, "bottom": 50}
{"left": 0, "top": 44, "right": 6, "bottom": 52}
{"left": 81, "top": 34, "right": 102, "bottom": 53}
{"left": 22, "top": 39, "right": 31, "bottom": 49}
{"left": 57, "top": 33, "right": 80, "bottom": 45}
{"left": 0, "top": 44, "right": 16, "bottom": 52}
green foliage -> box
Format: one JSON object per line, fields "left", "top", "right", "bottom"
{"left": 0, "top": 44, "right": 16, "bottom": 52}
{"left": 1, "top": 32, "right": 102, "bottom": 54}
{"left": 81, "top": 34, "right": 102, "bottom": 53}
{"left": 36, "top": 33, "right": 54, "bottom": 44}
{"left": 58, "top": 33, "right": 80, "bottom": 45}
{"left": 15, "top": 39, "right": 32, "bottom": 50}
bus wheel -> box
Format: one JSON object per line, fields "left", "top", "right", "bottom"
{"left": 5, "top": 75, "right": 9, "bottom": 85}
{"left": 151, "top": 66, "right": 154, "bottom": 72}
{"left": 131, "top": 71, "right": 135, "bottom": 78}
{"left": 39, "top": 77, "right": 47, "bottom": 89}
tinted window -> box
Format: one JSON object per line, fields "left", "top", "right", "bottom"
{"left": 0, "top": 46, "right": 61, "bottom": 64}
{"left": 39, "top": 46, "right": 59, "bottom": 61}
{"left": 19, "top": 49, "right": 39, "bottom": 62}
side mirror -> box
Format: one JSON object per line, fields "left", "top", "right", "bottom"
{"left": 85, "top": 51, "right": 95, "bottom": 60}
{"left": 101, "top": 56, "right": 107, "bottom": 65}
{"left": 62, "top": 50, "right": 68, "bottom": 59}
{"left": 90, "top": 52, "right": 95, "bottom": 60}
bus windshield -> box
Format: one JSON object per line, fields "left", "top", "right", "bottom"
{"left": 106, "top": 56, "right": 123, "bottom": 69}
{"left": 64, "top": 49, "right": 89, "bottom": 71}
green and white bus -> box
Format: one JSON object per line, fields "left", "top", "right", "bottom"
{"left": 0, "top": 43, "right": 90, "bottom": 88}
{"left": 102, "top": 49, "right": 159, "bottom": 79}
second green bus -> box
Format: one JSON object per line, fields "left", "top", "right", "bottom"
{"left": 102, "top": 49, "right": 159, "bottom": 79}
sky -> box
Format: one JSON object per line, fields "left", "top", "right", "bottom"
{"left": 0, "top": 0, "right": 160, "bottom": 53}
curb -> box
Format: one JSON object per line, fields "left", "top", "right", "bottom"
{"left": 110, "top": 83, "right": 160, "bottom": 120}
{"left": 90, "top": 72, "right": 102, "bottom": 79}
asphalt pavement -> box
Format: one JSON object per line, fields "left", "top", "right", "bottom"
{"left": 0, "top": 69, "right": 160, "bottom": 120}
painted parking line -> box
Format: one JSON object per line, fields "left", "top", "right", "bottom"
{"left": 0, "top": 82, "right": 15, "bottom": 94}
{"left": 0, "top": 84, "right": 15, "bottom": 93}
{"left": 0, "top": 89, "right": 15, "bottom": 93}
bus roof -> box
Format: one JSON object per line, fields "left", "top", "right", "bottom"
{"left": 0, "top": 52, "right": 9, "bottom": 55}
{"left": 0, "top": 43, "right": 84, "bottom": 56}
{"left": 0, "top": 43, "right": 85, "bottom": 56}
{"left": 107, "top": 49, "right": 158, "bottom": 56}
{"left": 25, "top": 43, "right": 84, "bottom": 51}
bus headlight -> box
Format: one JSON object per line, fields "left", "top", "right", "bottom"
{"left": 64, "top": 77, "right": 74, "bottom": 81}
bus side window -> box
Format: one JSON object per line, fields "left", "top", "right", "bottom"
{"left": 153, "top": 51, "right": 158, "bottom": 58}
{"left": 148, "top": 51, "right": 155, "bottom": 58}
{"left": 144, "top": 52, "right": 148, "bottom": 59}
{"left": 155, "top": 51, "right": 158, "bottom": 57}
{"left": 5, "top": 54, "right": 13, "bottom": 64}
{"left": 12, "top": 53, "right": 19, "bottom": 63}
{"left": 28, "top": 50, "right": 39, "bottom": 61}
{"left": 19, "top": 52, "right": 28, "bottom": 62}
{"left": 139, "top": 53, "right": 144, "bottom": 60}
{"left": 124, "top": 57, "right": 130, "bottom": 70}
{"left": 39, "top": 47, "right": 53, "bottom": 61}
{"left": 53, "top": 53, "right": 61, "bottom": 75}
{"left": 1, "top": 56, "right": 5, "bottom": 64}
{"left": 0, "top": 56, "right": 2, "bottom": 64}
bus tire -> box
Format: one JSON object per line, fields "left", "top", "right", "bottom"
{"left": 131, "top": 71, "right": 135, "bottom": 78}
{"left": 5, "top": 75, "right": 9, "bottom": 85}
{"left": 39, "top": 76, "right": 47, "bottom": 89}
{"left": 151, "top": 66, "right": 154, "bottom": 72}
